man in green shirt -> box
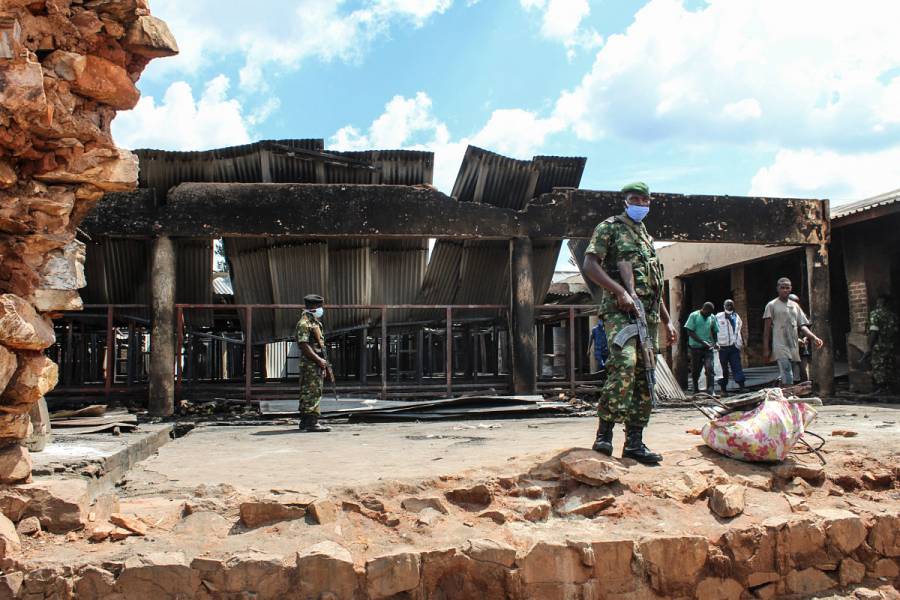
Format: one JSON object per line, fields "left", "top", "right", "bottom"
{"left": 685, "top": 302, "right": 719, "bottom": 396}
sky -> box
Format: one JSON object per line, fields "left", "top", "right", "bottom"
{"left": 113, "top": 0, "right": 900, "bottom": 269}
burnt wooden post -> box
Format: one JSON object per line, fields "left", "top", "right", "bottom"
{"left": 510, "top": 237, "right": 537, "bottom": 394}
{"left": 669, "top": 277, "right": 689, "bottom": 387}
{"left": 149, "top": 235, "right": 176, "bottom": 416}
{"left": 807, "top": 243, "right": 834, "bottom": 396}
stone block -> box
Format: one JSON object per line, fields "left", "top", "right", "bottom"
{"left": 785, "top": 567, "right": 834, "bottom": 595}
{"left": 709, "top": 484, "right": 745, "bottom": 518}
{"left": 519, "top": 542, "right": 591, "bottom": 585}
{"left": 0, "top": 444, "right": 30, "bottom": 483}
{"left": 1, "top": 351, "right": 58, "bottom": 410}
{"left": 869, "top": 514, "right": 900, "bottom": 557}
{"left": 124, "top": 15, "right": 179, "bottom": 57}
{"left": 366, "top": 552, "right": 421, "bottom": 599}
{"left": 639, "top": 535, "right": 708, "bottom": 595}
{"left": 18, "top": 479, "right": 89, "bottom": 533}
{"left": 560, "top": 450, "right": 625, "bottom": 486}
{"left": 0, "top": 295, "right": 55, "bottom": 351}
{"left": 295, "top": 541, "right": 359, "bottom": 599}
{"left": 464, "top": 538, "right": 516, "bottom": 568}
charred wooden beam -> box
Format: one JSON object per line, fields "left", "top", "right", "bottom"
{"left": 82, "top": 183, "right": 829, "bottom": 246}
{"left": 527, "top": 189, "right": 829, "bottom": 245}
{"left": 161, "top": 183, "right": 524, "bottom": 239}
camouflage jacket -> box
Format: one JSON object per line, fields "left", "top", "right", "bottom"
{"left": 585, "top": 212, "right": 664, "bottom": 319}
{"left": 295, "top": 312, "right": 325, "bottom": 361}
{"left": 868, "top": 306, "right": 898, "bottom": 351}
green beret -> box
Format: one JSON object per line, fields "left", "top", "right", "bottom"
{"left": 621, "top": 181, "right": 651, "bottom": 198}
{"left": 304, "top": 294, "right": 324, "bottom": 305}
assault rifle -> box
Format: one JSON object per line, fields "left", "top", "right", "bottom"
{"left": 611, "top": 261, "right": 658, "bottom": 407}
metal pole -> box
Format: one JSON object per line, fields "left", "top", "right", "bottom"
{"left": 568, "top": 306, "right": 576, "bottom": 396}
{"left": 175, "top": 307, "right": 184, "bottom": 396}
{"left": 446, "top": 307, "right": 453, "bottom": 397}
{"left": 381, "top": 308, "right": 388, "bottom": 399}
{"left": 104, "top": 305, "right": 114, "bottom": 402}
{"left": 244, "top": 306, "right": 253, "bottom": 403}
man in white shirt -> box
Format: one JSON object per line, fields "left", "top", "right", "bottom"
{"left": 715, "top": 299, "right": 745, "bottom": 394}
{"left": 763, "top": 278, "right": 824, "bottom": 386}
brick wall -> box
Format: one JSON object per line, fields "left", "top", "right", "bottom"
{"left": 848, "top": 280, "right": 869, "bottom": 333}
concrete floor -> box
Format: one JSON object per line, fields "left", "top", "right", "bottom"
{"left": 121, "top": 404, "right": 900, "bottom": 496}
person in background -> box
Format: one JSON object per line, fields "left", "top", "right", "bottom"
{"left": 588, "top": 319, "right": 610, "bottom": 371}
{"left": 715, "top": 299, "right": 746, "bottom": 395}
{"left": 789, "top": 293, "right": 812, "bottom": 382}
{"left": 863, "top": 294, "right": 898, "bottom": 395}
{"left": 685, "top": 301, "right": 719, "bottom": 396}
{"left": 763, "top": 278, "right": 823, "bottom": 386}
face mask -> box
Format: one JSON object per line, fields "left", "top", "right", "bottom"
{"left": 309, "top": 307, "right": 324, "bottom": 319}
{"left": 625, "top": 204, "right": 650, "bottom": 222}
{"left": 725, "top": 308, "right": 734, "bottom": 314}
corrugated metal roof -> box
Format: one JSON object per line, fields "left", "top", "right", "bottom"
{"left": 85, "top": 141, "right": 585, "bottom": 345}
{"left": 421, "top": 147, "right": 586, "bottom": 313}
{"left": 176, "top": 239, "right": 213, "bottom": 327}
{"left": 135, "top": 139, "right": 325, "bottom": 194}
{"left": 832, "top": 188, "right": 900, "bottom": 221}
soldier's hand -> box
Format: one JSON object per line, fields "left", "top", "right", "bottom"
{"left": 615, "top": 290, "right": 637, "bottom": 314}
{"left": 665, "top": 323, "right": 678, "bottom": 345}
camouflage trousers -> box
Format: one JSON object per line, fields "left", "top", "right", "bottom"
{"left": 298, "top": 360, "right": 324, "bottom": 416}
{"left": 598, "top": 310, "right": 660, "bottom": 427}
{"left": 871, "top": 345, "right": 896, "bottom": 389}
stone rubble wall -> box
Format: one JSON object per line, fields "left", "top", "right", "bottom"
{"left": 0, "top": 0, "right": 175, "bottom": 481}
{"left": 0, "top": 509, "right": 897, "bottom": 599}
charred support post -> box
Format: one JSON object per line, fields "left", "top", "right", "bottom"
{"left": 669, "top": 277, "right": 688, "bottom": 387}
{"left": 510, "top": 237, "right": 537, "bottom": 394}
{"left": 807, "top": 244, "right": 834, "bottom": 396}
{"left": 149, "top": 236, "right": 176, "bottom": 416}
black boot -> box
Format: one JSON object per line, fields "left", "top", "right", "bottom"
{"left": 299, "top": 415, "right": 331, "bottom": 432}
{"left": 591, "top": 420, "right": 615, "bottom": 456}
{"left": 622, "top": 426, "right": 662, "bottom": 464}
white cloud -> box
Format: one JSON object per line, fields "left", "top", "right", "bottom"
{"left": 750, "top": 147, "right": 900, "bottom": 203}
{"left": 520, "top": 0, "right": 602, "bottom": 59}
{"left": 144, "top": 0, "right": 454, "bottom": 91}
{"left": 330, "top": 92, "right": 562, "bottom": 192}
{"left": 112, "top": 76, "right": 252, "bottom": 151}
{"left": 555, "top": 0, "right": 900, "bottom": 149}
{"left": 470, "top": 109, "right": 564, "bottom": 157}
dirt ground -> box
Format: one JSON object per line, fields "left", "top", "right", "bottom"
{"left": 120, "top": 404, "right": 900, "bottom": 496}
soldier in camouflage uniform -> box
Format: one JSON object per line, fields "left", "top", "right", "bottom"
{"left": 582, "top": 182, "right": 678, "bottom": 464}
{"left": 864, "top": 295, "right": 898, "bottom": 394}
{"left": 295, "top": 294, "right": 332, "bottom": 432}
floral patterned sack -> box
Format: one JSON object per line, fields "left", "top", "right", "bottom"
{"left": 701, "top": 388, "right": 817, "bottom": 462}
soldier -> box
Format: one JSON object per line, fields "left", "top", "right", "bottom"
{"left": 295, "top": 294, "right": 332, "bottom": 432}
{"left": 582, "top": 182, "right": 678, "bottom": 464}
{"left": 863, "top": 295, "right": 898, "bottom": 395}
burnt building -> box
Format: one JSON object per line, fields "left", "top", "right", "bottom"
{"left": 50, "top": 139, "right": 829, "bottom": 414}
{"left": 658, "top": 188, "right": 900, "bottom": 393}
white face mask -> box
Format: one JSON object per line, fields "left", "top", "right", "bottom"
{"left": 724, "top": 308, "right": 734, "bottom": 314}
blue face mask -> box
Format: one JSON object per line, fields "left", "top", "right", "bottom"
{"left": 625, "top": 204, "right": 650, "bottom": 222}
{"left": 310, "top": 307, "right": 324, "bottom": 319}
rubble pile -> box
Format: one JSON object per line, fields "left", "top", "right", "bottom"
{"left": 0, "top": 1, "right": 175, "bottom": 481}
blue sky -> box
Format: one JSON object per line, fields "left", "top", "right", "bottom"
{"left": 114, "top": 0, "right": 900, "bottom": 268}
